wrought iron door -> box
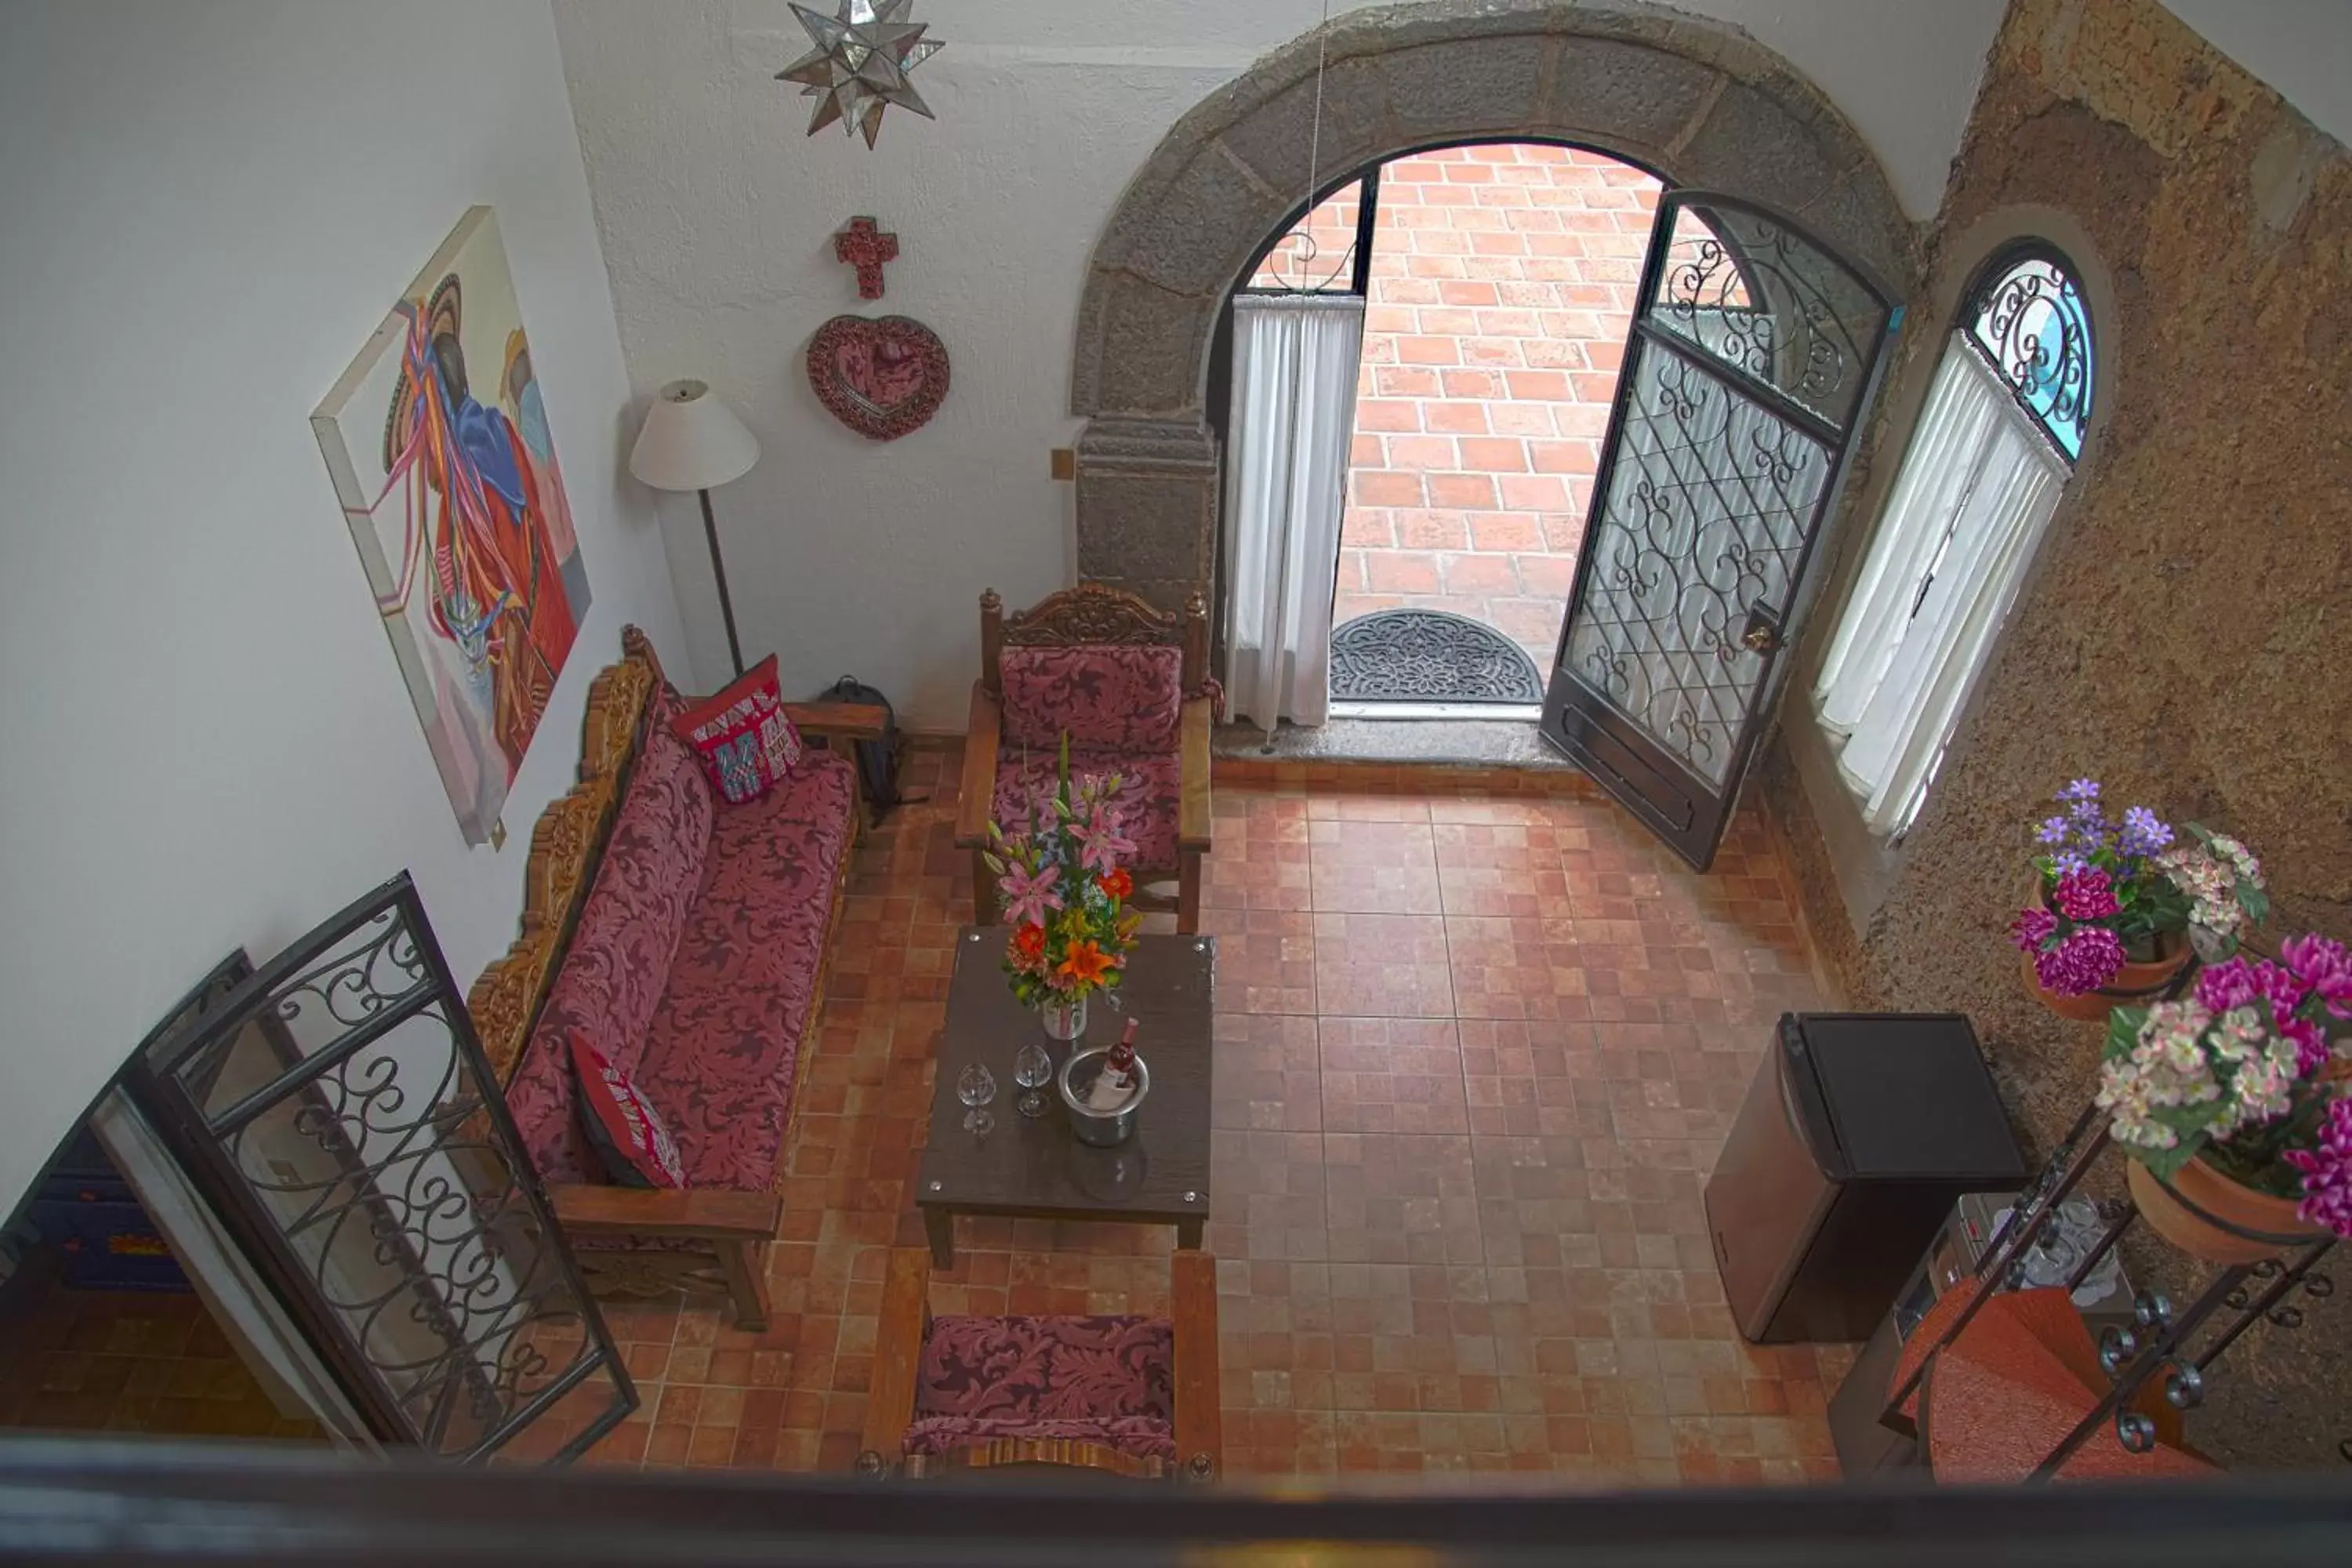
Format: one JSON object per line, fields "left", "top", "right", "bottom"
{"left": 126, "top": 873, "right": 636, "bottom": 1461}
{"left": 1541, "top": 193, "right": 1896, "bottom": 868}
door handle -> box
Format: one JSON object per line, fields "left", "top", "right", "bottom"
{"left": 1740, "top": 602, "right": 1784, "bottom": 655}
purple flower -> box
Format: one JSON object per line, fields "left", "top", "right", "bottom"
{"left": 2035, "top": 815, "right": 2072, "bottom": 847}
{"left": 2034, "top": 926, "right": 2126, "bottom": 995}
{"left": 2052, "top": 868, "right": 2121, "bottom": 921}
{"left": 2285, "top": 1098, "right": 2352, "bottom": 1241}
{"left": 2118, "top": 806, "right": 2174, "bottom": 858}
{"left": 2009, "top": 906, "right": 2058, "bottom": 953}
{"left": 2281, "top": 933, "right": 2352, "bottom": 1022}
{"left": 2051, "top": 850, "right": 2089, "bottom": 877}
{"left": 2058, "top": 778, "right": 2101, "bottom": 806}
{"left": 999, "top": 860, "right": 1065, "bottom": 930}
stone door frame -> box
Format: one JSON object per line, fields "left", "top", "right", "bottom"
{"left": 1067, "top": 0, "right": 1920, "bottom": 615}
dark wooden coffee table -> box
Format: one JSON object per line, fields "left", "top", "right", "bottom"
{"left": 915, "top": 928, "right": 1214, "bottom": 1269}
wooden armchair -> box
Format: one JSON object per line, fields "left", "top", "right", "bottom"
{"left": 857, "top": 1248, "right": 1222, "bottom": 1482}
{"left": 956, "top": 585, "right": 1214, "bottom": 933}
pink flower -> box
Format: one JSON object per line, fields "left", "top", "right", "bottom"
{"left": 2282, "top": 934, "right": 2352, "bottom": 1021}
{"left": 2285, "top": 1098, "right": 2352, "bottom": 1240}
{"left": 2051, "top": 867, "right": 2121, "bottom": 921}
{"left": 2195, "top": 956, "right": 2307, "bottom": 1017}
{"left": 999, "top": 860, "right": 1064, "bottom": 930}
{"left": 2034, "top": 926, "right": 2126, "bottom": 996}
{"left": 1069, "top": 807, "right": 1137, "bottom": 877}
{"left": 2009, "top": 906, "right": 2058, "bottom": 953}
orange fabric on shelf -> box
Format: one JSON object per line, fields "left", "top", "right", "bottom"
{"left": 1889, "top": 1285, "right": 2209, "bottom": 1483}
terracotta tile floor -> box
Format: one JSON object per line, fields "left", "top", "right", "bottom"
{"left": 0, "top": 1276, "right": 323, "bottom": 1442}
{"left": 555, "top": 741, "right": 1856, "bottom": 1484}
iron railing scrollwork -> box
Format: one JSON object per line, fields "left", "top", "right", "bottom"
{"left": 132, "top": 874, "right": 635, "bottom": 1462}
{"left": 1962, "top": 247, "right": 2093, "bottom": 463}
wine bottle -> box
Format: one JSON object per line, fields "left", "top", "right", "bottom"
{"left": 1105, "top": 1017, "right": 1140, "bottom": 1091}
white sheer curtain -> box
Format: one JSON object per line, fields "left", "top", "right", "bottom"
{"left": 1815, "top": 343, "right": 2068, "bottom": 833}
{"left": 1221, "top": 293, "right": 1365, "bottom": 735}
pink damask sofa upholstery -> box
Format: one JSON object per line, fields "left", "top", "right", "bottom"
{"left": 858, "top": 1249, "right": 1221, "bottom": 1481}
{"left": 956, "top": 584, "right": 1214, "bottom": 932}
{"left": 470, "top": 627, "right": 883, "bottom": 1328}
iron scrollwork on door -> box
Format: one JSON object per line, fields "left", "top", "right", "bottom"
{"left": 1544, "top": 193, "right": 1894, "bottom": 867}
{"left": 131, "top": 874, "right": 636, "bottom": 1461}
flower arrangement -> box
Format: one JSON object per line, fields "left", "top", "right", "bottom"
{"left": 2007, "top": 779, "right": 2267, "bottom": 996}
{"left": 984, "top": 735, "right": 1142, "bottom": 1012}
{"left": 2096, "top": 935, "right": 2352, "bottom": 1240}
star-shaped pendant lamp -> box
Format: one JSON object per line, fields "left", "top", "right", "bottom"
{"left": 775, "top": 0, "right": 945, "bottom": 150}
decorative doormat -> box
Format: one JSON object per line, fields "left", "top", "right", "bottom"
{"left": 1330, "top": 609, "right": 1544, "bottom": 704}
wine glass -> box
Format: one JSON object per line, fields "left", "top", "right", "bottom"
{"left": 1013, "top": 1041, "right": 1054, "bottom": 1119}
{"left": 956, "top": 1062, "right": 997, "bottom": 1135}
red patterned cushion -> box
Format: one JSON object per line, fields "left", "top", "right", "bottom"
{"left": 635, "top": 750, "right": 856, "bottom": 1189}
{"left": 1000, "top": 644, "right": 1181, "bottom": 751}
{"left": 671, "top": 655, "right": 805, "bottom": 805}
{"left": 901, "top": 1414, "right": 1176, "bottom": 1462}
{"left": 570, "top": 1033, "right": 684, "bottom": 1188}
{"left": 916, "top": 1314, "right": 1173, "bottom": 1423}
{"left": 994, "top": 746, "right": 1180, "bottom": 869}
{"left": 506, "top": 690, "right": 715, "bottom": 1185}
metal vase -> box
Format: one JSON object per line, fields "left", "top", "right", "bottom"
{"left": 1040, "top": 993, "right": 1088, "bottom": 1042}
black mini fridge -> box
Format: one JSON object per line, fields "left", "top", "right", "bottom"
{"left": 1704, "top": 1013, "right": 2027, "bottom": 1344}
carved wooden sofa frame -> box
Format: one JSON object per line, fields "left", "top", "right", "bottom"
{"left": 857, "top": 1247, "right": 1222, "bottom": 1482}
{"left": 955, "top": 583, "right": 1213, "bottom": 933}
{"left": 466, "top": 626, "right": 886, "bottom": 1329}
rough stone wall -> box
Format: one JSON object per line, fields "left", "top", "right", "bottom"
{"left": 1766, "top": 0, "right": 2352, "bottom": 1468}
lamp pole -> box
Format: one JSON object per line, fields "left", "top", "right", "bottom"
{"left": 699, "top": 486, "right": 746, "bottom": 679}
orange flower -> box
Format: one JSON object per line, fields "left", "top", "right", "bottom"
{"left": 1009, "top": 923, "right": 1047, "bottom": 972}
{"left": 1096, "top": 867, "right": 1134, "bottom": 900}
{"left": 1055, "top": 940, "right": 1114, "bottom": 988}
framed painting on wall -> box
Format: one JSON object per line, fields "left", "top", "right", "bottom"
{"left": 312, "top": 205, "right": 591, "bottom": 846}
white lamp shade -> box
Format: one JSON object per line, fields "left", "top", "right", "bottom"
{"left": 628, "top": 379, "right": 760, "bottom": 492}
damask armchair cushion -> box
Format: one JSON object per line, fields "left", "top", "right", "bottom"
{"left": 904, "top": 1313, "right": 1177, "bottom": 1463}
{"left": 998, "top": 644, "right": 1182, "bottom": 752}
{"left": 993, "top": 746, "right": 1180, "bottom": 869}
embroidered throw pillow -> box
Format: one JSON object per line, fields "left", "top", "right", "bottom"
{"left": 569, "top": 1033, "right": 685, "bottom": 1189}
{"left": 670, "top": 655, "right": 805, "bottom": 805}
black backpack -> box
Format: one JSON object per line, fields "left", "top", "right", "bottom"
{"left": 815, "top": 675, "right": 916, "bottom": 822}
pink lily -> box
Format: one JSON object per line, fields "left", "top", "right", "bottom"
{"left": 1069, "top": 808, "right": 1137, "bottom": 876}
{"left": 1000, "top": 859, "right": 1065, "bottom": 929}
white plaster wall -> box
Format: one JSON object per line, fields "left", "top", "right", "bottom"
{"left": 0, "top": 1, "right": 687, "bottom": 1218}
{"left": 554, "top": 0, "right": 2004, "bottom": 728}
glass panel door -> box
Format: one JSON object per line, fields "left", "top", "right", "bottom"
{"left": 127, "top": 874, "right": 636, "bottom": 1461}
{"left": 1541, "top": 193, "right": 1896, "bottom": 869}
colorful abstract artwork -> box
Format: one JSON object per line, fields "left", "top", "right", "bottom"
{"left": 313, "top": 206, "right": 590, "bottom": 845}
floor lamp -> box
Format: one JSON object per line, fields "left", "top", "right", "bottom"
{"left": 628, "top": 379, "right": 760, "bottom": 679}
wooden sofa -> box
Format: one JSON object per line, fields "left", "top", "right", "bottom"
{"left": 468, "top": 626, "right": 884, "bottom": 1329}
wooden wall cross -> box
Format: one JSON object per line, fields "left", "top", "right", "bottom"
{"left": 832, "top": 216, "right": 898, "bottom": 300}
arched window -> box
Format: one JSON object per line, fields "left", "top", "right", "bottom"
{"left": 1813, "top": 245, "right": 2096, "bottom": 836}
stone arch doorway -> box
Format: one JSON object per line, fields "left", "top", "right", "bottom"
{"left": 1066, "top": 0, "right": 1918, "bottom": 615}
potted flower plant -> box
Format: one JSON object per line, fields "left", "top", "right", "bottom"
{"left": 2007, "top": 779, "right": 2267, "bottom": 1020}
{"left": 2096, "top": 935, "right": 2352, "bottom": 1263}
{"left": 983, "top": 735, "right": 1142, "bottom": 1041}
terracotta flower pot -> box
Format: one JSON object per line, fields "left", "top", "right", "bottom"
{"left": 2126, "top": 1156, "right": 2330, "bottom": 1265}
{"left": 2016, "top": 873, "right": 2193, "bottom": 1021}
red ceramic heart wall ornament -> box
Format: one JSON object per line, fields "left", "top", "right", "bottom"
{"left": 806, "top": 313, "right": 949, "bottom": 441}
